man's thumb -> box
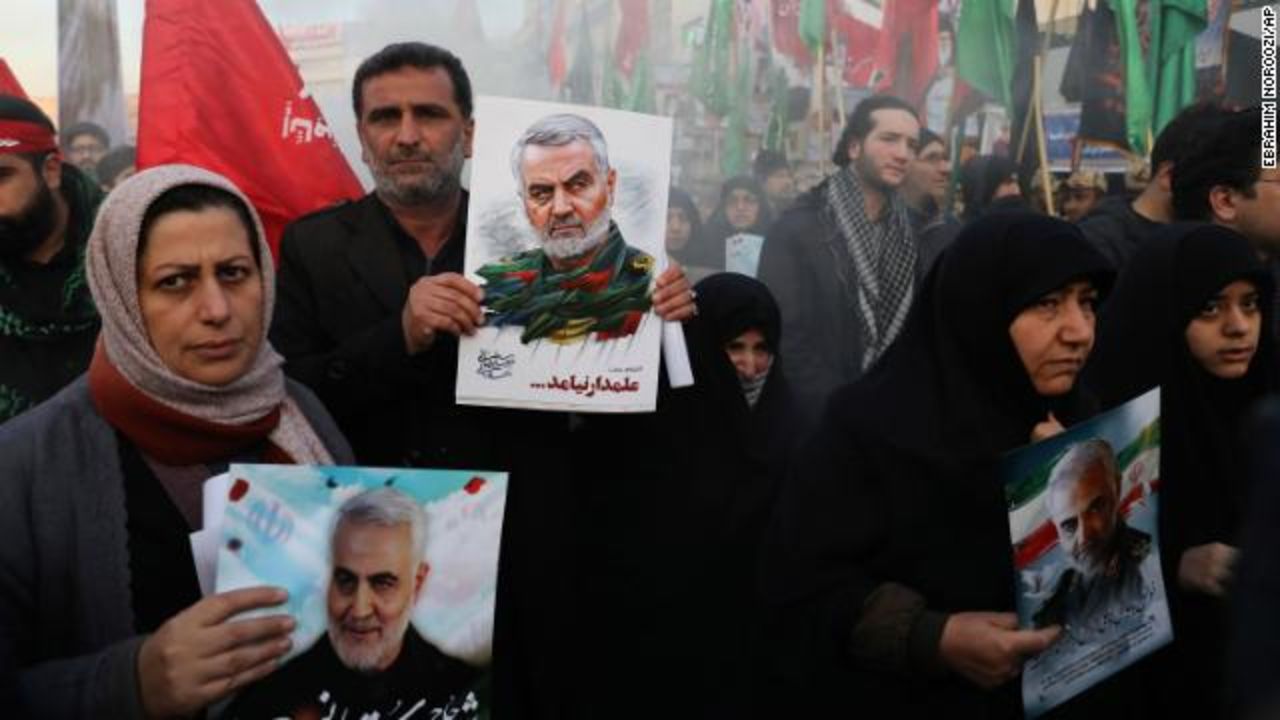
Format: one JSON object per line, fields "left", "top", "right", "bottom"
{"left": 988, "top": 612, "right": 1020, "bottom": 631}
{"left": 1013, "top": 625, "right": 1061, "bottom": 656}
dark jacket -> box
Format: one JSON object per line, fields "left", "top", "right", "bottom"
{"left": 270, "top": 192, "right": 573, "bottom": 719}
{"left": 1077, "top": 195, "right": 1164, "bottom": 271}
{"left": 0, "top": 377, "right": 351, "bottom": 719}
{"left": 0, "top": 164, "right": 104, "bottom": 423}
{"left": 756, "top": 183, "right": 947, "bottom": 426}
{"left": 1230, "top": 399, "right": 1280, "bottom": 719}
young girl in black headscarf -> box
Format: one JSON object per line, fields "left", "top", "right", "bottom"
{"left": 1084, "top": 223, "right": 1277, "bottom": 719}
{"left": 763, "top": 212, "right": 1116, "bottom": 718}
{"left": 571, "top": 273, "right": 801, "bottom": 717}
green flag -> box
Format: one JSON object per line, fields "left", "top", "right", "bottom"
{"left": 722, "top": 43, "right": 752, "bottom": 177}
{"left": 955, "top": 0, "right": 1018, "bottom": 109}
{"left": 603, "top": 44, "right": 626, "bottom": 109}
{"left": 690, "top": 0, "right": 733, "bottom": 115}
{"left": 1108, "top": 0, "right": 1155, "bottom": 154}
{"left": 798, "top": 0, "right": 826, "bottom": 53}
{"left": 764, "top": 67, "right": 790, "bottom": 153}
{"left": 1151, "top": 0, "right": 1207, "bottom": 135}
{"left": 626, "top": 52, "right": 656, "bottom": 113}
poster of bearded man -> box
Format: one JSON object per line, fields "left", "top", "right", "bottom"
{"left": 457, "top": 97, "right": 672, "bottom": 412}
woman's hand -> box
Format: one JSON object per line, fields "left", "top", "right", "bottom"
{"left": 1178, "top": 542, "right": 1238, "bottom": 597}
{"left": 938, "top": 611, "right": 1060, "bottom": 688}
{"left": 138, "top": 586, "right": 295, "bottom": 719}
{"left": 1031, "top": 412, "right": 1065, "bottom": 443}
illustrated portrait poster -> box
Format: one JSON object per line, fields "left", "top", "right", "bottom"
{"left": 1001, "top": 388, "right": 1171, "bottom": 718}
{"left": 457, "top": 96, "right": 673, "bottom": 412}
{"left": 214, "top": 464, "right": 507, "bottom": 669}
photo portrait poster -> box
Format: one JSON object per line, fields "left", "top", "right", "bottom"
{"left": 457, "top": 96, "right": 673, "bottom": 412}
{"left": 213, "top": 464, "right": 507, "bottom": 718}
{"left": 1001, "top": 388, "right": 1171, "bottom": 718}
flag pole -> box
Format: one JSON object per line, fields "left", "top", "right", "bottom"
{"left": 816, "top": 40, "right": 827, "bottom": 178}
{"left": 831, "top": 27, "right": 846, "bottom": 130}
{"left": 1032, "top": 54, "right": 1055, "bottom": 216}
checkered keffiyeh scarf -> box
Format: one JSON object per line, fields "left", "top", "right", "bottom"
{"left": 825, "top": 166, "right": 916, "bottom": 369}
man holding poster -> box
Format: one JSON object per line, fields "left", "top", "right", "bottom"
{"left": 271, "top": 42, "right": 695, "bottom": 716}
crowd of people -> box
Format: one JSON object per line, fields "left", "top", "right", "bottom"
{"left": 1, "top": 37, "right": 1278, "bottom": 720}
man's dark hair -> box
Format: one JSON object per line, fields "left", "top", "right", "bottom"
{"left": 351, "top": 42, "right": 473, "bottom": 120}
{"left": 0, "top": 94, "right": 58, "bottom": 171}
{"left": 96, "top": 144, "right": 136, "bottom": 186}
{"left": 918, "top": 128, "right": 944, "bottom": 154}
{"left": 753, "top": 149, "right": 789, "bottom": 181}
{"left": 139, "top": 184, "right": 261, "bottom": 266}
{"left": 61, "top": 120, "right": 109, "bottom": 149}
{"left": 832, "top": 95, "right": 919, "bottom": 167}
{"left": 1172, "top": 107, "right": 1261, "bottom": 221}
{"left": 1150, "top": 102, "right": 1226, "bottom": 173}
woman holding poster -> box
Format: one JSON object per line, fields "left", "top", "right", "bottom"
{"left": 0, "top": 165, "right": 352, "bottom": 718}
{"left": 762, "top": 212, "right": 1120, "bottom": 717}
{"left": 1086, "top": 223, "right": 1277, "bottom": 718}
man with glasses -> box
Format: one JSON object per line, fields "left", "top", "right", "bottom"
{"left": 1174, "top": 107, "right": 1280, "bottom": 334}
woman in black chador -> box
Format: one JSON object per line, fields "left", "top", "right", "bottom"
{"left": 763, "top": 212, "right": 1117, "bottom": 718}
{"left": 1085, "top": 223, "right": 1277, "bottom": 719}
{"left": 571, "top": 273, "right": 802, "bottom": 718}
{"left": 692, "top": 176, "right": 774, "bottom": 271}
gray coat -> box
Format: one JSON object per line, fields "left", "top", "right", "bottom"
{"left": 0, "top": 376, "right": 353, "bottom": 719}
{"left": 757, "top": 183, "right": 947, "bottom": 427}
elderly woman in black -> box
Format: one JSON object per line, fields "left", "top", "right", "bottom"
{"left": 0, "top": 165, "right": 353, "bottom": 718}
{"left": 764, "top": 212, "right": 1117, "bottom": 717}
{"left": 690, "top": 176, "right": 774, "bottom": 272}
{"left": 1085, "top": 223, "right": 1277, "bottom": 719}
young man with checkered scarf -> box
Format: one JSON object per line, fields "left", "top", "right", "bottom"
{"left": 758, "top": 95, "right": 940, "bottom": 426}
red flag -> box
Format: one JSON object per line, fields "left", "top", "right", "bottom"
{"left": 773, "top": 0, "right": 878, "bottom": 88}
{"left": 772, "top": 0, "right": 814, "bottom": 66}
{"left": 547, "top": 0, "right": 568, "bottom": 89}
{"left": 871, "top": 0, "right": 939, "bottom": 108}
{"left": 137, "top": 0, "right": 362, "bottom": 258}
{"left": 831, "top": 9, "right": 880, "bottom": 87}
{"left": 614, "top": 0, "right": 650, "bottom": 77}
{"left": 0, "top": 58, "right": 28, "bottom": 99}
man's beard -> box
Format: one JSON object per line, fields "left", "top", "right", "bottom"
{"left": 328, "top": 608, "right": 413, "bottom": 675}
{"left": 853, "top": 154, "right": 900, "bottom": 195}
{"left": 371, "top": 139, "right": 465, "bottom": 207}
{"left": 0, "top": 180, "right": 57, "bottom": 262}
{"left": 1071, "top": 539, "right": 1113, "bottom": 581}
{"left": 537, "top": 207, "right": 612, "bottom": 261}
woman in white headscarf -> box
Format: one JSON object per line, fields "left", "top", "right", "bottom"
{"left": 0, "top": 165, "right": 352, "bottom": 718}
